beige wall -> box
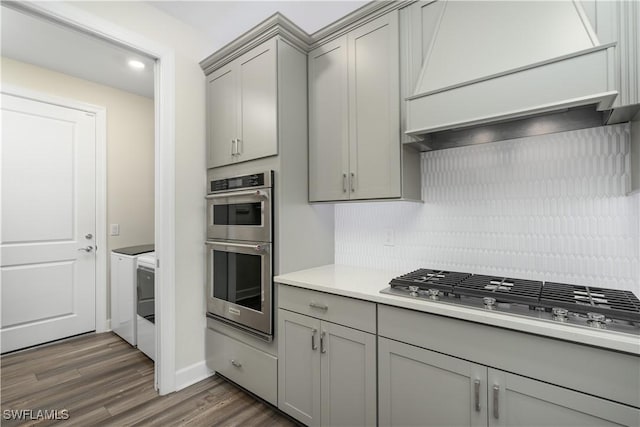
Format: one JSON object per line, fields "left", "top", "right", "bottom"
{"left": 71, "top": 1, "right": 209, "bottom": 372}
{"left": 1, "top": 56, "right": 155, "bottom": 300}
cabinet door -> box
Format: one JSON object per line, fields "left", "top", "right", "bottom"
{"left": 308, "top": 36, "right": 350, "bottom": 202}
{"left": 278, "top": 309, "right": 321, "bottom": 426}
{"left": 379, "top": 337, "right": 488, "bottom": 427}
{"left": 348, "top": 11, "right": 401, "bottom": 199}
{"left": 488, "top": 369, "right": 640, "bottom": 427}
{"left": 237, "top": 38, "right": 278, "bottom": 162}
{"left": 206, "top": 64, "right": 237, "bottom": 168}
{"left": 320, "top": 322, "right": 376, "bottom": 427}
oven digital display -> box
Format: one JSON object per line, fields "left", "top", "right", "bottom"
{"left": 211, "top": 173, "right": 266, "bottom": 192}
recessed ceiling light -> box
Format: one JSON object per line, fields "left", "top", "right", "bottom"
{"left": 128, "top": 59, "right": 145, "bottom": 70}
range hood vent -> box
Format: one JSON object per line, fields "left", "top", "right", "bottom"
{"left": 405, "top": 1, "right": 617, "bottom": 141}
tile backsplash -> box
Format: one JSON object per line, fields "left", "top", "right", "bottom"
{"left": 335, "top": 123, "right": 640, "bottom": 293}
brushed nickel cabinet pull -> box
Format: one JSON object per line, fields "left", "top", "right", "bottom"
{"left": 309, "top": 302, "right": 328, "bottom": 311}
{"left": 474, "top": 379, "right": 481, "bottom": 412}
{"left": 493, "top": 385, "right": 500, "bottom": 419}
{"left": 311, "top": 328, "right": 318, "bottom": 350}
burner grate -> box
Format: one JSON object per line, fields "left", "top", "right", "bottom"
{"left": 389, "top": 269, "right": 471, "bottom": 293}
{"left": 455, "top": 275, "right": 542, "bottom": 305}
{"left": 540, "top": 283, "right": 640, "bottom": 322}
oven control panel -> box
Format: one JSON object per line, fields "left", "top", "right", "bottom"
{"left": 210, "top": 171, "right": 271, "bottom": 193}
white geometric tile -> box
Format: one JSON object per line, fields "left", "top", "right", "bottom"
{"left": 336, "top": 123, "right": 640, "bottom": 294}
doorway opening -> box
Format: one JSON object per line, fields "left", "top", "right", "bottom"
{"left": 0, "top": 2, "right": 176, "bottom": 394}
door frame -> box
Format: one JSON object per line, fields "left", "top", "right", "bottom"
{"left": 8, "top": 1, "right": 177, "bottom": 394}
{"left": 1, "top": 85, "right": 107, "bottom": 334}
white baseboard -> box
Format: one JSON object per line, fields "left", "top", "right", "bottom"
{"left": 175, "top": 360, "right": 214, "bottom": 391}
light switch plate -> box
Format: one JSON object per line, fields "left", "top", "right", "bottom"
{"left": 110, "top": 224, "right": 120, "bottom": 236}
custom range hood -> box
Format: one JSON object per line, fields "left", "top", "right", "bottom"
{"left": 405, "top": 0, "right": 618, "bottom": 150}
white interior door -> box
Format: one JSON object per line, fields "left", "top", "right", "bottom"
{"left": 1, "top": 92, "right": 96, "bottom": 353}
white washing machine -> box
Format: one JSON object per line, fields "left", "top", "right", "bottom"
{"left": 110, "top": 245, "right": 154, "bottom": 346}
{"left": 136, "top": 252, "right": 156, "bottom": 361}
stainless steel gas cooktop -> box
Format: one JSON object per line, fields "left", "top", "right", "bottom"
{"left": 380, "top": 269, "right": 640, "bottom": 336}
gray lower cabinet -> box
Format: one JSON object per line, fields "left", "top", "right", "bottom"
{"left": 378, "top": 337, "right": 488, "bottom": 427}
{"left": 205, "top": 327, "right": 278, "bottom": 406}
{"left": 278, "top": 309, "right": 376, "bottom": 426}
{"left": 379, "top": 337, "right": 640, "bottom": 427}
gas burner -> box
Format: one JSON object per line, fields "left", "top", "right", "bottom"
{"left": 389, "top": 269, "right": 472, "bottom": 293}
{"left": 382, "top": 269, "right": 640, "bottom": 336}
{"left": 541, "top": 283, "right": 640, "bottom": 323}
{"left": 455, "top": 275, "right": 542, "bottom": 305}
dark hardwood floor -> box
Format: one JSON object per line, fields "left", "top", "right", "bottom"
{"left": 1, "top": 332, "right": 296, "bottom": 426}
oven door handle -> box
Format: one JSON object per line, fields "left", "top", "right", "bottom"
{"left": 205, "top": 240, "right": 268, "bottom": 252}
{"left": 205, "top": 189, "right": 268, "bottom": 200}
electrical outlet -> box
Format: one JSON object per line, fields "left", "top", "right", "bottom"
{"left": 110, "top": 224, "right": 120, "bottom": 236}
{"left": 383, "top": 228, "right": 395, "bottom": 246}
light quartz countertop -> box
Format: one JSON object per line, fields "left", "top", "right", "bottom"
{"left": 275, "top": 264, "right": 640, "bottom": 356}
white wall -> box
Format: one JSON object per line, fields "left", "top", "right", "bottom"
{"left": 71, "top": 1, "right": 210, "bottom": 371}
{"left": 1, "top": 56, "right": 155, "bottom": 296}
{"left": 336, "top": 124, "right": 640, "bottom": 294}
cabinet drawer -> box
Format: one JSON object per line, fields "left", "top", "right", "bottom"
{"left": 278, "top": 284, "right": 376, "bottom": 333}
{"left": 378, "top": 304, "right": 640, "bottom": 408}
{"left": 206, "top": 328, "right": 277, "bottom": 405}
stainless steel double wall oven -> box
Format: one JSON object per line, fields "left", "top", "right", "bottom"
{"left": 205, "top": 171, "right": 274, "bottom": 340}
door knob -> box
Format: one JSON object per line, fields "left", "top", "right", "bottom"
{"left": 78, "top": 246, "right": 94, "bottom": 252}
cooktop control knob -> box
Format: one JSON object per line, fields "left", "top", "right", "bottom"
{"left": 552, "top": 307, "right": 569, "bottom": 322}
{"left": 587, "top": 312, "right": 606, "bottom": 329}
{"left": 408, "top": 286, "right": 420, "bottom": 297}
{"left": 483, "top": 297, "right": 496, "bottom": 310}
{"left": 427, "top": 289, "right": 440, "bottom": 300}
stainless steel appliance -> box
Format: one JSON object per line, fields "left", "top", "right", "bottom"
{"left": 381, "top": 269, "right": 640, "bottom": 336}
{"left": 205, "top": 171, "right": 274, "bottom": 340}
{"left": 206, "top": 172, "right": 272, "bottom": 242}
{"left": 136, "top": 252, "right": 156, "bottom": 361}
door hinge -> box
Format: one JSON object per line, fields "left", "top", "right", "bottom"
{"left": 156, "top": 258, "right": 160, "bottom": 268}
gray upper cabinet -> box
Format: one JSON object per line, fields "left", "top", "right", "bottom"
{"left": 206, "top": 38, "right": 278, "bottom": 168}
{"left": 308, "top": 36, "right": 350, "bottom": 202}
{"left": 309, "top": 10, "right": 419, "bottom": 202}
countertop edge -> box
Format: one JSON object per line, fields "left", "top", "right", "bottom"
{"left": 275, "top": 270, "right": 640, "bottom": 356}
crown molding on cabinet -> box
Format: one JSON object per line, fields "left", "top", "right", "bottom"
{"left": 308, "top": 0, "right": 413, "bottom": 50}
{"left": 200, "top": 1, "right": 415, "bottom": 75}
{"left": 200, "top": 13, "right": 311, "bottom": 75}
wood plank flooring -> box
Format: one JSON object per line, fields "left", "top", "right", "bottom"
{"left": 1, "top": 332, "right": 297, "bottom": 427}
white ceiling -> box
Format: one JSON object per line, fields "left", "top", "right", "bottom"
{"left": 149, "top": 1, "right": 369, "bottom": 51}
{"left": 0, "top": 2, "right": 368, "bottom": 99}
{"left": 1, "top": 6, "right": 156, "bottom": 98}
